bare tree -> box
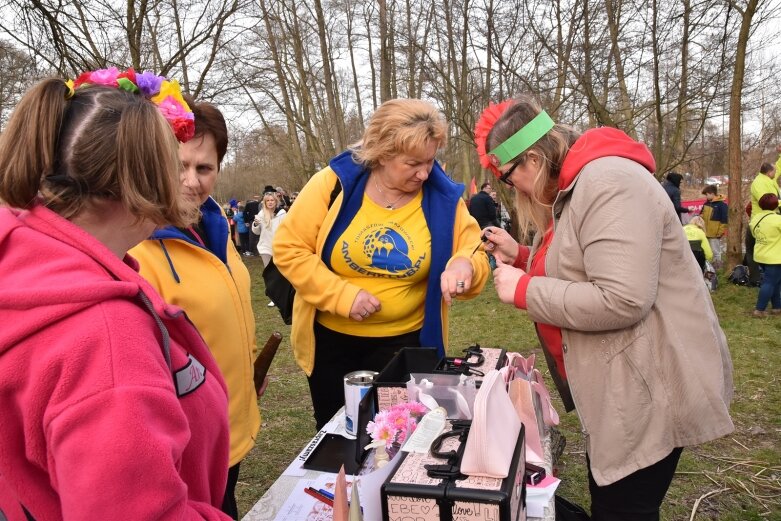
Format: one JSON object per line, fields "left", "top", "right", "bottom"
{"left": 726, "top": 0, "right": 761, "bottom": 269}
{"left": 0, "top": 0, "right": 243, "bottom": 98}
{"left": 0, "top": 40, "right": 38, "bottom": 130}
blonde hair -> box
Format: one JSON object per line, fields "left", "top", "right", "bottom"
{"left": 487, "top": 96, "right": 580, "bottom": 240}
{"left": 0, "top": 79, "right": 195, "bottom": 227}
{"left": 689, "top": 216, "right": 706, "bottom": 231}
{"left": 352, "top": 99, "right": 448, "bottom": 170}
{"left": 258, "top": 193, "right": 277, "bottom": 229}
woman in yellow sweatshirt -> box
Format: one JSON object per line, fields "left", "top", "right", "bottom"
{"left": 683, "top": 216, "right": 712, "bottom": 271}
{"left": 273, "top": 99, "right": 489, "bottom": 429}
{"left": 750, "top": 193, "right": 781, "bottom": 317}
{"left": 130, "top": 97, "right": 259, "bottom": 519}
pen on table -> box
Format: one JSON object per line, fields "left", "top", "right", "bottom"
{"left": 317, "top": 488, "right": 335, "bottom": 500}
{"left": 304, "top": 487, "right": 333, "bottom": 507}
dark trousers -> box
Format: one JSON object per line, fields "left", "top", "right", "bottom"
{"left": 307, "top": 322, "right": 421, "bottom": 430}
{"left": 691, "top": 249, "right": 705, "bottom": 272}
{"left": 745, "top": 228, "right": 762, "bottom": 286}
{"left": 238, "top": 232, "right": 250, "bottom": 253}
{"left": 248, "top": 231, "right": 260, "bottom": 255}
{"left": 221, "top": 462, "right": 241, "bottom": 520}
{"left": 588, "top": 448, "right": 683, "bottom": 521}
{"left": 757, "top": 264, "right": 781, "bottom": 311}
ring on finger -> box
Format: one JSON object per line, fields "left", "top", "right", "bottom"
{"left": 456, "top": 280, "right": 465, "bottom": 288}
{"left": 362, "top": 311, "right": 370, "bottom": 317}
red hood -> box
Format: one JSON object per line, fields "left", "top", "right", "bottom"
{"left": 558, "top": 127, "right": 656, "bottom": 190}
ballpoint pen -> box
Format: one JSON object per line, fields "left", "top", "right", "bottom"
{"left": 317, "top": 488, "right": 335, "bottom": 500}
{"left": 304, "top": 487, "right": 334, "bottom": 507}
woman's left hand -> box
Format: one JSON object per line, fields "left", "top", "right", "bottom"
{"left": 441, "top": 258, "right": 474, "bottom": 305}
{"left": 493, "top": 256, "right": 526, "bottom": 305}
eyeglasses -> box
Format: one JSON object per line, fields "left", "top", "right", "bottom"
{"left": 499, "top": 160, "right": 521, "bottom": 187}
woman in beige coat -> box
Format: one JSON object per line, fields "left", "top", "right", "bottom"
{"left": 475, "top": 96, "right": 734, "bottom": 521}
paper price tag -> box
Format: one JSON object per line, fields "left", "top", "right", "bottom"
{"left": 402, "top": 407, "right": 447, "bottom": 453}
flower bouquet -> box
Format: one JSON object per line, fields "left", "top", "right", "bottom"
{"left": 365, "top": 401, "right": 428, "bottom": 464}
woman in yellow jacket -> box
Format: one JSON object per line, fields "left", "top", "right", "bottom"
{"left": 683, "top": 216, "right": 712, "bottom": 271}
{"left": 750, "top": 193, "right": 781, "bottom": 317}
{"left": 273, "top": 99, "right": 489, "bottom": 429}
{"left": 130, "top": 98, "right": 259, "bottom": 519}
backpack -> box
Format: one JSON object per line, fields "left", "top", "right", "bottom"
{"left": 727, "top": 264, "right": 749, "bottom": 286}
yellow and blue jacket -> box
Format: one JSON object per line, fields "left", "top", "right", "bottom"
{"left": 273, "top": 151, "right": 488, "bottom": 375}
{"left": 130, "top": 197, "right": 260, "bottom": 466}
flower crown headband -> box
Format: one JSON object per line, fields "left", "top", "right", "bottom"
{"left": 64, "top": 67, "right": 195, "bottom": 143}
{"left": 474, "top": 100, "right": 555, "bottom": 178}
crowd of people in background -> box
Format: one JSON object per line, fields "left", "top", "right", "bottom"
{"left": 221, "top": 186, "right": 298, "bottom": 258}
{"left": 656, "top": 151, "right": 781, "bottom": 313}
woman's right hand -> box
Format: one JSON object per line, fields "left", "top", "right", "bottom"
{"left": 349, "top": 290, "right": 381, "bottom": 321}
{"left": 481, "top": 226, "right": 519, "bottom": 264}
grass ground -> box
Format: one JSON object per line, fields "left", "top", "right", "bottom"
{"left": 236, "top": 255, "right": 781, "bottom": 520}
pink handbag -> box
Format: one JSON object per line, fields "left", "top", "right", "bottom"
{"left": 505, "top": 353, "right": 559, "bottom": 464}
{"left": 461, "top": 368, "right": 522, "bottom": 478}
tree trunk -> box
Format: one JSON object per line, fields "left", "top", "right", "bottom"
{"left": 259, "top": 0, "right": 305, "bottom": 174}
{"left": 378, "top": 0, "right": 392, "bottom": 103}
{"left": 313, "top": 0, "right": 346, "bottom": 149}
{"left": 726, "top": 0, "right": 759, "bottom": 269}
{"left": 604, "top": 0, "right": 636, "bottom": 137}
{"left": 345, "top": 0, "right": 364, "bottom": 127}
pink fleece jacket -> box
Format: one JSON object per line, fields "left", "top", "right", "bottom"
{"left": 0, "top": 204, "right": 231, "bottom": 520}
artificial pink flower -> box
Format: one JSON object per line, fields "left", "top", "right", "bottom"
{"left": 367, "top": 401, "right": 428, "bottom": 449}
{"left": 88, "top": 67, "right": 120, "bottom": 87}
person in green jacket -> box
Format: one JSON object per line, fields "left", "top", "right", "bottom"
{"left": 683, "top": 216, "right": 712, "bottom": 271}
{"left": 750, "top": 193, "right": 781, "bottom": 317}
{"left": 775, "top": 144, "right": 781, "bottom": 191}
{"left": 750, "top": 162, "right": 779, "bottom": 217}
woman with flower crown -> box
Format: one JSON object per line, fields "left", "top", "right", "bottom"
{"left": 474, "top": 96, "right": 734, "bottom": 520}
{"left": 0, "top": 70, "right": 231, "bottom": 519}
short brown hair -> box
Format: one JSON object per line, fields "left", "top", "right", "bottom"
{"left": 701, "top": 184, "right": 718, "bottom": 195}
{"left": 0, "top": 79, "right": 193, "bottom": 227}
{"left": 759, "top": 193, "right": 779, "bottom": 211}
{"left": 184, "top": 94, "right": 228, "bottom": 167}
{"left": 486, "top": 96, "right": 580, "bottom": 239}
{"left": 760, "top": 162, "right": 775, "bottom": 174}
{"left": 352, "top": 99, "right": 447, "bottom": 170}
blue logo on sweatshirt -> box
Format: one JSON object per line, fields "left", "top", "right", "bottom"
{"left": 340, "top": 225, "right": 425, "bottom": 279}
{"left": 363, "top": 228, "right": 413, "bottom": 273}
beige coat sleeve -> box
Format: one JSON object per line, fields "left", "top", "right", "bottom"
{"left": 525, "top": 164, "right": 668, "bottom": 331}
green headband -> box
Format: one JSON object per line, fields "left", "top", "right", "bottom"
{"left": 489, "top": 111, "right": 555, "bottom": 166}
